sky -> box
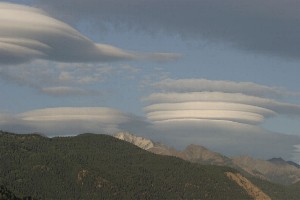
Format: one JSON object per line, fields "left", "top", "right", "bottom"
{"left": 1, "top": 0, "right": 300, "bottom": 162}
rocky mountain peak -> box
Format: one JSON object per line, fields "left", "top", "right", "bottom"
{"left": 184, "top": 144, "right": 231, "bottom": 165}
{"left": 114, "top": 132, "right": 154, "bottom": 150}
{"left": 268, "top": 157, "right": 300, "bottom": 168}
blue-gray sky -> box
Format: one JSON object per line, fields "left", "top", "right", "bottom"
{"left": 1, "top": 0, "right": 300, "bottom": 162}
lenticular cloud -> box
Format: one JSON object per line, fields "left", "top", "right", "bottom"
{"left": 144, "top": 79, "right": 300, "bottom": 126}
{"left": 0, "top": 2, "right": 179, "bottom": 64}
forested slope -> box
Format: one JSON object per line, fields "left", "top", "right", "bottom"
{"left": 0, "top": 131, "right": 250, "bottom": 199}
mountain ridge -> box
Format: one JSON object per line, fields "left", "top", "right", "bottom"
{"left": 114, "top": 132, "right": 300, "bottom": 185}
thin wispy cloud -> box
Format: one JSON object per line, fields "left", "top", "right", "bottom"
{"left": 39, "top": 87, "right": 101, "bottom": 96}
{"left": 154, "top": 79, "right": 300, "bottom": 98}
{"left": 0, "top": 60, "right": 142, "bottom": 96}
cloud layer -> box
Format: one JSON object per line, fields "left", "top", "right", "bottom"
{"left": 0, "top": 2, "right": 179, "bottom": 65}
{"left": 34, "top": 0, "right": 300, "bottom": 60}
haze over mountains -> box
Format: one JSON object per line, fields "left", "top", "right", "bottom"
{"left": 115, "top": 132, "right": 300, "bottom": 185}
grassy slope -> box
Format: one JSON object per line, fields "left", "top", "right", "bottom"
{"left": 0, "top": 131, "right": 251, "bottom": 200}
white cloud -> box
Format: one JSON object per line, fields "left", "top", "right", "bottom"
{"left": 145, "top": 102, "right": 276, "bottom": 125}
{"left": 145, "top": 102, "right": 276, "bottom": 116}
{"left": 147, "top": 110, "right": 265, "bottom": 125}
{"left": 0, "top": 2, "right": 180, "bottom": 64}
{"left": 19, "top": 107, "right": 130, "bottom": 122}
{"left": 0, "top": 107, "right": 138, "bottom": 135}
{"left": 141, "top": 78, "right": 300, "bottom": 161}
{"left": 144, "top": 92, "right": 300, "bottom": 117}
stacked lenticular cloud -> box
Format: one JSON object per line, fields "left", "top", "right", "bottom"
{"left": 144, "top": 79, "right": 300, "bottom": 126}
{"left": 0, "top": 2, "right": 178, "bottom": 65}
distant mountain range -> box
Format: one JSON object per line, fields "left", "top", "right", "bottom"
{"left": 115, "top": 132, "right": 300, "bottom": 185}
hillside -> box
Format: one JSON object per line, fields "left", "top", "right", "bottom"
{"left": 0, "top": 131, "right": 252, "bottom": 200}
{"left": 232, "top": 156, "right": 300, "bottom": 185}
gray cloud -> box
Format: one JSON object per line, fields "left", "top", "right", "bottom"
{"left": 0, "top": 2, "right": 179, "bottom": 65}
{"left": 154, "top": 79, "right": 300, "bottom": 98}
{"left": 39, "top": 87, "right": 101, "bottom": 96}
{"left": 33, "top": 0, "right": 300, "bottom": 60}
{"left": 0, "top": 60, "right": 141, "bottom": 96}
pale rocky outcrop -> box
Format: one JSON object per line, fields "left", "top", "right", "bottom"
{"left": 226, "top": 172, "right": 271, "bottom": 200}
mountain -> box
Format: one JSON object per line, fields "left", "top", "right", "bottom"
{"left": 268, "top": 157, "right": 289, "bottom": 165}
{"left": 114, "top": 132, "right": 300, "bottom": 185}
{"left": 287, "top": 161, "right": 300, "bottom": 169}
{"left": 183, "top": 144, "right": 233, "bottom": 166}
{"left": 115, "top": 132, "right": 186, "bottom": 158}
{"left": 114, "top": 132, "right": 154, "bottom": 150}
{"left": 0, "top": 131, "right": 257, "bottom": 200}
{"left": 268, "top": 157, "right": 300, "bottom": 169}
{"left": 233, "top": 156, "right": 300, "bottom": 185}
{"left": 114, "top": 132, "right": 232, "bottom": 166}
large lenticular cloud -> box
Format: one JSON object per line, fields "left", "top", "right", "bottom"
{"left": 144, "top": 79, "right": 300, "bottom": 125}
{"left": 145, "top": 102, "right": 276, "bottom": 125}
{"left": 142, "top": 78, "right": 300, "bottom": 161}
{"left": 34, "top": 0, "right": 300, "bottom": 60}
{"left": 0, "top": 2, "right": 179, "bottom": 65}
{"left": 0, "top": 107, "right": 139, "bottom": 135}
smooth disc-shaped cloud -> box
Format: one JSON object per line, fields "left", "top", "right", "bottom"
{"left": 145, "top": 101, "right": 276, "bottom": 125}
{"left": 19, "top": 107, "right": 130, "bottom": 123}
{"left": 144, "top": 79, "right": 300, "bottom": 129}
{"left": 147, "top": 110, "right": 264, "bottom": 125}
{"left": 0, "top": 2, "right": 179, "bottom": 64}
{"left": 144, "top": 92, "right": 300, "bottom": 117}
{"left": 144, "top": 102, "right": 276, "bottom": 117}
